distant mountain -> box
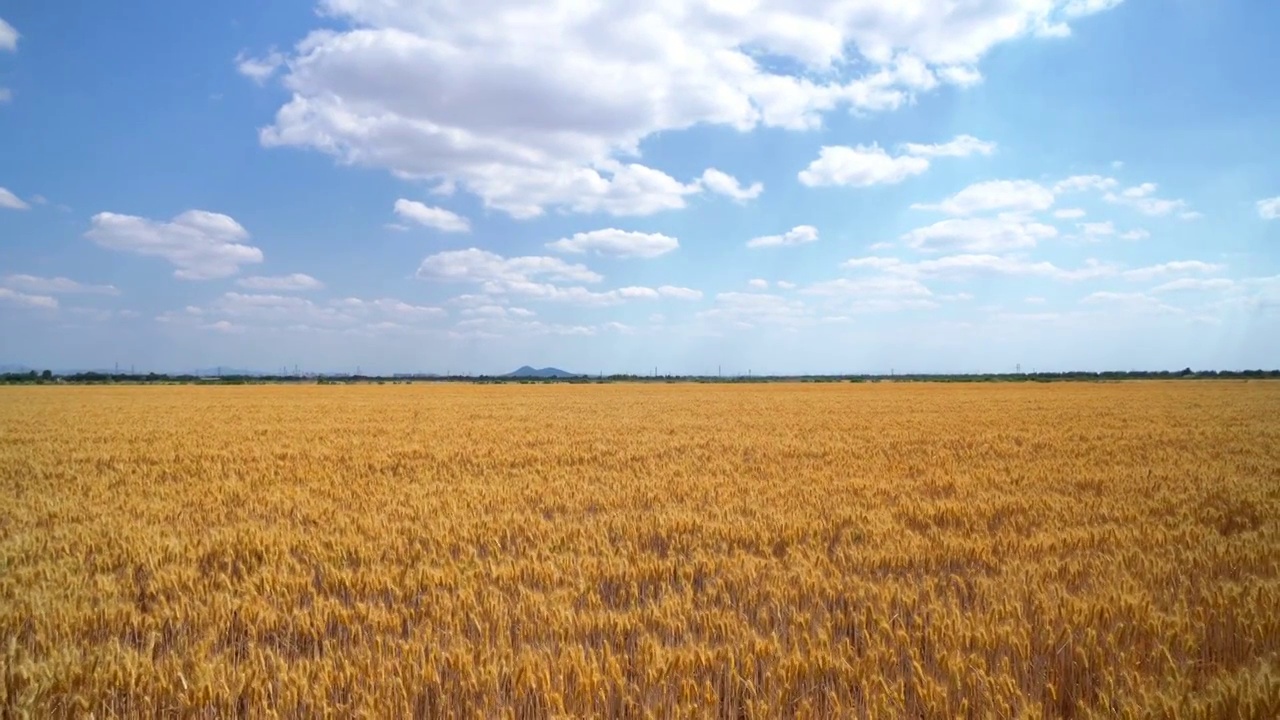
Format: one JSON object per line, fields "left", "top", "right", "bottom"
{"left": 505, "top": 365, "right": 579, "bottom": 378}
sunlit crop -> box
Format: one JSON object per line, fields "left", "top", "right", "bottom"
{"left": 2, "top": 381, "right": 1278, "bottom": 717}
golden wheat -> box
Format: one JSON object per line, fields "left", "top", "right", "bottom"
{"left": 1, "top": 381, "right": 1278, "bottom": 718}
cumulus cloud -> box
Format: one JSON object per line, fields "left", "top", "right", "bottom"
{"left": 547, "top": 229, "right": 679, "bottom": 259}
{"left": 253, "top": 1, "right": 1114, "bottom": 216}
{"left": 699, "top": 169, "right": 763, "bottom": 202}
{"left": 235, "top": 273, "right": 325, "bottom": 291}
{"left": 799, "top": 143, "right": 930, "bottom": 188}
{"left": 1121, "top": 260, "right": 1224, "bottom": 282}
{"left": 748, "top": 278, "right": 769, "bottom": 290}
{"left": 1, "top": 274, "right": 120, "bottom": 295}
{"left": 747, "top": 225, "right": 819, "bottom": 248}
{"left": 1151, "top": 278, "right": 1235, "bottom": 293}
{"left": 1054, "top": 208, "right": 1086, "bottom": 219}
{"left": 912, "top": 179, "right": 1054, "bottom": 215}
{"left": 393, "top": 199, "right": 471, "bottom": 233}
{"left": 417, "top": 247, "right": 696, "bottom": 305}
{"left": 899, "top": 134, "right": 996, "bottom": 158}
{"left": 1259, "top": 197, "right": 1280, "bottom": 220}
{"left": 901, "top": 215, "right": 1058, "bottom": 252}
{"left": 1053, "top": 175, "right": 1118, "bottom": 194}
{"left": 0, "top": 187, "right": 30, "bottom": 210}
{"left": 235, "top": 50, "right": 285, "bottom": 84}
{"left": 85, "top": 210, "right": 265, "bottom": 280}
{"left": 1119, "top": 229, "right": 1150, "bottom": 241}
{"left": 1104, "top": 182, "right": 1193, "bottom": 217}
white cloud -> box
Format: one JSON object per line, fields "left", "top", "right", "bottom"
{"left": 0, "top": 88, "right": 11, "bottom": 104}
{"left": 699, "top": 169, "right": 763, "bottom": 202}
{"left": 1053, "top": 175, "right": 1118, "bottom": 194}
{"left": 418, "top": 248, "right": 602, "bottom": 286}
{"left": 85, "top": 210, "right": 265, "bottom": 280}
{"left": 1079, "top": 221, "right": 1115, "bottom": 238}
{"left": 1026, "top": 296, "right": 1047, "bottom": 304}
{"left": 1063, "top": 0, "right": 1125, "bottom": 19}
{"left": 1, "top": 275, "right": 120, "bottom": 295}
{"left": 776, "top": 281, "right": 797, "bottom": 290}
{"left": 747, "top": 279, "right": 769, "bottom": 290}
{"left": 256, "top": 3, "right": 1119, "bottom": 218}
{"left": 657, "top": 285, "right": 703, "bottom": 301}
{"left": 384, "top": 223, "right": 410, "bottom": 232}
{"left": 1151, "top": 278, "right": 1235, "bottom": 293}
{"left": 162, "top": 292, "right": 446, "bottom": 332}
{"left": 393, "top": 199, "right": 471, "bottom": 233}
{"left": 417, "top": 247, "right": 695, "bottom": 305}
{"left": 912, "top": 179, "right": 1055, "bottom": 216}
{"left": 547, "top": 229, "right": 679, "bottom": 259}
{"left": 1080, "top": 291, "right": 1181, "bottom": 314}
{"left": 901, "top": 215, "right": 1058, "bottom": 252}
{"left": 1054, "top": 208, "right": 1086, "bottom": 219}
{"left": 1258, "top": 197, "right": 1280, "bottom": 220}
{"left": 235, "top": 50, "right": 285, "bottom": 84}
{"left": 798, "top": 144, "right": 929, "bottom": 188}
{"left": 1179, "top": 211, "right": 1203, "bottom": 221}
{"left": 844, "top": 253, "right": 1117, "bottom": 282}
{"left": 900, "top": 134, "right": 996, "bottom": 158}
{"left": 1121, "top": 260, "right": 1224, "bottom": 282}
{"left": 698, "top": 292, "right": 808, "bottom": 326}
{"left": 842, "top": 256, "right": 905, "bottom": 270}
{"left": 1119, "top": 229, "right": 1150, "bottom": 241}
{"left": 1104, "top": 182, "right": 1191, "bottom": 217}
{"left": 747, "top": 225, "right": 819, "bottom": 248}
{"left": 0, "top": 287, "right": 57, "bottom": 310}
{"left": 235, "top": 273, "right": 325, "bottom": 291}
{"left": 0, "top": 187, "right": 30, "bottom": 210}
{"left": 0, "top": 17, "right": 18, "bottom": 52}
{"left": 803, "top": 276, "right": 934, "bottom": 299}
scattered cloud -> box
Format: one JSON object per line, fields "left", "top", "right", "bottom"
{"left": 912, "top": 179, "right": 1054, "bottom": 216}
{"left": 901, "top": 215, "right": 1058, "bottom": 253}
{"left": 0, "top": 17, "right": 17, "bottom": 52}
{"left": 547, "top": 229, "right": 679, "bottom": 259}
{"left": 798, "top": 135, "right": 991, "bottom": 189}
{"left": 1026, "top": 296, "right": 1047, "bottom": 304}
{"left": 842, "top": 254, "right": 1117, "bottom": 282}
{"left": 1080, "top": 290, "right": 1181, "bottom": 314}
{"left": 1151, "top": 278, "right": 1235, "bottom": 293}
{"left": 0, "top": 287, "right": 57, "bottom": 310}
{"left": 900, "top": 135, "right": 996, "bottom": 158}
{"left": 417, "top": 247, "right": 695, "bottom": 305}
{"left": 1078, "top": 221, "right": 1115, "bottom": 238}
{"left": 747, "top": 279, "right": 769, "bottom": 290}
{"left": 235, "top": 50, "right": 285, "bottom": 84}
{"left": 1119, "top": 229, "right": 1150, "bottom": 241}
{"left": 1104, "top": 182, "right": 1192, "bottom": 217}
{"left": 0, "top": 187, "right": 30, "bottom": 210}
{"left": 798, "top": 144, "right": 929, "bottom": 188}
{"left": 1121, "top": 260, "right": 1224, "bottom": 282}
{"left": 235, "top": 273, "right": 325, "bottom": 292}
{"left": 699, "top": 169, "right": 763, "bottom": 202}
{"left": 161, "top": 292, "right": 446, "bottom": 332}
{"left": 698, "top": 292, "right": 808, "bottom": 326}
{"left": 0, "top": 88, "right": 10, "bottom": 104}
{"left": 1054, "top": 208, "right": 1086, "bottom": 219}
{"left": 393, "top": 199, "right": 471, "bottom": 233}
{"left": 776, "top": 281, "right": 797, "bottom": 290}
{"left": 747, "top": 225, "right": 819, "bottom": 249}
{"left": 1258, "top": 197, "right": 1280, "bottom": 220}
{"left": 254, "top": 3, "right": 1118, "bottom": 217}
{"left": 85, "top": 210, "right": 264, "bottom": 280}
{"left": 1, "top": 275, "right": 120, "bottom": 295}
{"left": 1053, "top": 175, "right": 1118, "bottom": 194}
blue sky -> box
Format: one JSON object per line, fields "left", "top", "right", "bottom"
{"left": 1, "top": 0, "right": 1278, "bottom": 375}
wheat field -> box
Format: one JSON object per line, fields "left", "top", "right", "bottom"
{"left": 1, "top": 381, "right": 1277, "bottom": 718}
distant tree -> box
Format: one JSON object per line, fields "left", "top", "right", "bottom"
{"left": 41, "top": 369, "right": 52, "bottom": 380}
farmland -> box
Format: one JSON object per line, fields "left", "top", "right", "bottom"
{"left": 1, "top": 382, "right": 1278, "bottom": 717}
